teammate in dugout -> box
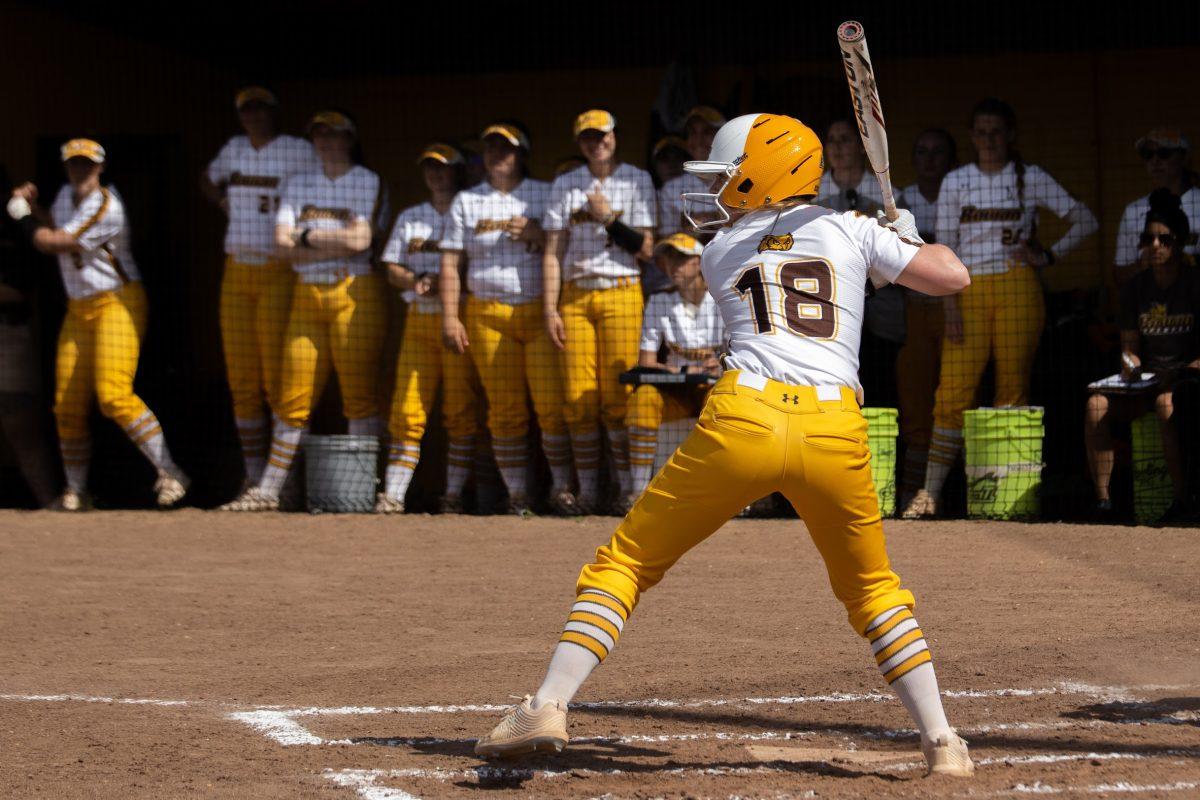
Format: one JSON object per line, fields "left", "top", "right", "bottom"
{"left": 474, "top": 113, "right": 976, "bottom": 778}
{"left": 903, "top": 98, "right": 1098, "bottom": 519}
{"left": 7, "top": 139, "right": 190, "bottom": 510}
{"left": 201, "top": 87, "right": 318, "bottom": 492}
{"left": 895, "top": 129, "right": 958, "bottom": 510}
{"left": 1085, "top": 190, "right": 1200, "bottom": 522}
{"left": 377, "top": 143, "right": 486, "bottom": 514}
{"left": 224, "top": 110, "right": 389, "bottom": 512}
{"left": 440, "top": 123, "right": 573, "bottom": 516}
{"left": 656, "top": 106, "right": 725, "bottom": 239}
{"left": 1113, "top": 128, "right": 1199, "bottom": 286}
{"left": 543, "top": 109, "right": 656, "bottom": 515}
{"left": 625, "top": 233, "right": 725, "bottom": 500}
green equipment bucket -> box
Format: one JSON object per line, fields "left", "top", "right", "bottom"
{"left": 863, "top": 407, "right": 899, "bottom": 517}
{"left": 1131, "top": 414, "right": 1172, "bottom": 525}
{"left": 963, "top": 407, "right": 1044, "bottom": 521}
{"left": 302, "top": 434, "right": 379, "bottom": 513}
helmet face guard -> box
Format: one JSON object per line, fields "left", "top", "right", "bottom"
{"left": 681, "top": 160, "right": 735, "bottom": 230}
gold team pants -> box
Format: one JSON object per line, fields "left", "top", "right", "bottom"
{"left": 219, "top": 257, "right": 295, "bottom": 420}
{"left": 464, "top": 295, "right": 566, "bottom": 438}
{"left": 388, "top": 308, "right": 480, "bottom": 443}
{"left": 54, "top": 282, "right": 151, "bottom": 441}
{"left": 895, "top": 297, "right": 944, "bottom": 454}
{"left": 277, "top": 273, "right": 386, "bottom": 428}
{"left": 932, "top": 265, "right": 1044, "bottom": 430}
{"left": 577, "top": 370, "right": 915, "bottom": 637}
{"left": 559, "top": 279, "right": 642, "bottom": 432}
{"left": 625, "top": 383, "right": 709, "bottom": 430}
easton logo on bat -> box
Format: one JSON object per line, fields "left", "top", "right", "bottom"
{"left": 841, "top": 50, "right": 885, "bottom": 140}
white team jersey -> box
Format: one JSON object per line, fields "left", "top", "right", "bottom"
{"left": 206, "top": 134, "right": 317, "bottom": 261}
{"left": 898, "top": 183, "right": 938, "bottom": 243}
{"left": 1114, "top": 187, "right": 1200, "bottom": 267}
{"left": 442, "top": 179, "right": 548, "bottom": 305}
{"left": 544, "top": 163, "right": 655, "bottom": 281}
{"left": 816, "top": 171, "right": 887, "bottom": 216}
{"left": 702, "top": 204, "right": 918, "bottom": 389}
{"left": 935, "top": 162, "right": 1083, "bottom": 276}
{"left": 276, "top": 165, "right": 388, "bottom": 280}
{"left": 50, "top": 184, "right": 141, "bottom": 300}
{"left": 381, "top": 201, "right": 448, "bottom": 311}
{"left": 640, "top": 290, "right": 726, "bottom": 370}
{"left": 656, "top": 173, "right": 707, "bottom": 238}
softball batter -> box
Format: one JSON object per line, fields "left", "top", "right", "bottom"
{"left": 625, "top": 233, "right": 724, "bottom": 502}
{"left": 440, "top": 123, "right": 573, "bottom": 515}
{"left": 202, "top": 87, "right": 317, "bottom": 489}
{"left": 7, "top": 139, "right": 189, "bottom": 510}
{"left": 544, "top": 109, "right": 656, "bottom": 513}
{"left": 475, "top": 113, "right": 975, "bottom": 777}
{"left": 224, "top": 111, "right": 388, "bottom": 511}
{"left": 377, "top": 143, "right": 482, "bottom": 513}
{"left": 902, "top": 98, "right": 1098, "bottom": 518}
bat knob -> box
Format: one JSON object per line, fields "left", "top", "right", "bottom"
{"left": 837, "top": 20, "right": 864, "bottom": 42}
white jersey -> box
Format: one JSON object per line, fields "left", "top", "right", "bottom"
{"left": 544, "top": 163, "right": 655, "bottom": 282}
{"left": 656, "top": 173, "right": 707, "bottom": 238}
{"left": 50, "top": 184, "right": 141, "bottom": 300}
{"left": 898, "top": 183, "right": 939, "bottom": 243}
{"left": 935, "top": 162, "right": 1092, "bottom": 276}
{"left": 442, "top": 179, "right": 548, "bottom": 305}
{"left": 817, "top": 171, "right": 886, "bottom": 215}
{"left": 702, "top": 204, "right": 919, "bottom": 389}
{"left": 1114, "top": 187, "right": 1200, "bottom": 267}
{"left": 381, "top": 201, "right": 448, "bottom": 312}
{"left": 206, "top": 134, "right": 317, "bottom": 261}
{"left": 276, "top": 165, "right": 388, "bottom": 281}
{"left": 641, "top": 290, "right": 725, "bottom": 370}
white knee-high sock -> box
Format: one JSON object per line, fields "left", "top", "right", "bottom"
{"left": 384, "top": 437, "right": 420, "bottom": 502}
{"left": 236, "top": 415, "right": 268, "bottom": 485}
{"left": 127, "top": 411, "right": 180, "bottom": 476}
{"left": 866, "top": 606, "right": 951, "bottom": 742}
{"left": 627, "top": 426, "right": 657, "bottom": 496}
{"left": 533, "top": 588, "right": 628, "bottom": 709}
{"left": 493, "top": 435, "right": 528, "bottom": 497}
{"left": 607, "top": 427, "right": 632, "bottom": 494}
{"left": 260, "top": 421, "right": 303, "bottom": 497}
{"left": 542, "top": 432, "right": 572, "bottom": 490}
{"left": 60, "top": 436, "right": 91, "bottom": 493}
{"left": 923, "top": 427, "right": 963, "bottom": 498}
{"left": 572, "top": 429, "right": 601, "bottom": 498}
{"left": 445, "top": 435, "right": 474, "bottom": 496}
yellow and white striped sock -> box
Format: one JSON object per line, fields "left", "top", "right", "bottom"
{"left": 60, "top": 436, "right": 91, "bottom": 493}
{"left": 572, "top": 429, "right": 601, "bottom": 497}
{"left": 866, "top": 605, "right": 950, "bottom": 741}
{"left": 493, "top": 434, "right": 527, "bottom": 496}
{"left": 126, "top": 411, "right": 178, "bottom": 474}
{"left": 235, "top": 415, "right": 268, "bottom": 485}
{"left": 259, "top": 421, "right": 303, "bottom": 497}
{"left": 924, "top": 427, "right": 963, "bottom": 498}
{"left": 607, "top": 427, "right": 632, "bottom": 494}
{"left": 542, "top": 433, "right": 572, "bottom": 490}
{"left": 534, "top": 589, "right": 630, "bottom": 708}
{"left": 384, "top": 438, "right": 421, "bottom": 501}
{"left": 628, "top": 426, "right": 657, "bottom": 495}
{"left": 446, "top": 435, "right": 474, "bottom": 496}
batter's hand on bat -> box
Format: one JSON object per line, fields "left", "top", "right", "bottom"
{"left": 877, "top": 208, "right": 923, "bottom": 244}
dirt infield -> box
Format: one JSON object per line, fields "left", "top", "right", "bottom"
{"left": 1, "top": 510, "right": 1198, "bottom": 799}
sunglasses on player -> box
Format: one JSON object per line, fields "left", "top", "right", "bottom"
{"left": 1139, "top": 232, "right": 1177, "bottom": 248}
{"left": 1139, "top": 147, "right": 1183, "bottom": 161}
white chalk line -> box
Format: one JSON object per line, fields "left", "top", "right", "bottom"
{"left": 982, "top": 779, "right": 1200, "bottom": 796}
{"left": 0, "top": 692, "right": 190, "bottom": 707}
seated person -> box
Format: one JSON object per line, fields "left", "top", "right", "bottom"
{"left": 1085, "top": 189, "right": 1200, "bottom": 522}
{"left": 625, "top": 233, "right": 725, "bottom": 504}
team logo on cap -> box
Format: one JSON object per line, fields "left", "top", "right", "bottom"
{"left": 757, "top": 233, "right": 794, "bottom": 253}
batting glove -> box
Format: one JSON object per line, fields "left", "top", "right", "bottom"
{"left": 876, "top": 208, "right": 924, "bottom": 245}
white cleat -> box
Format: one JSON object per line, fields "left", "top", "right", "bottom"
{"left": 923, "top": 730, "right": 975, "bottom": 777}
{"left": 901, "top": 489, "right": 938, "bottom": 519}
{"left": 154, "top": 472, "right": 189, "bottom": 509}
{"left": 219, "top": 486, "right": 279, "bottom": 512}
{"left": 50, "top": 489, "right": 91, "bottom": 512}
{"left": 475, "top": 695, "right": 568, "bottom": 759}
{"left": 374, "top": 493, "right": 405, "bottom": 514}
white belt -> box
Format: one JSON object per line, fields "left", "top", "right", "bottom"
{"left": 299, "top": 266, "right": 365, "bottom": 285}
{"left": 735, "top": 371, "right": 847, "bottom": 402}
{"left": 569, "top": 275, "right": 639, "bottom": 291}
{"left": 229, "top": 252, "right": 272, "bottom": 265}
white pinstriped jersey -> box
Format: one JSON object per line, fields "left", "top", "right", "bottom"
{"left": 656, "top": 173, "right": 707, "bottom": 238}
{"left": 206, "top": 134, "right": 317, "bottom": 261}
{"left": 276, "top": 165, "right": 388, "bottom": 280}
{"left": 50, "top": 184, "right": 140, "bottom": 300}
{"left": 1114, "top": 187, "right": 1200, "bottom": 267}
{"left": 702, "top": 204, "right": 919, "bottom": 389}
{"left": 934, "top": 162, "right": 1087, "bottom": 276}
{"left": 816, "top": 171, "right": 885, "bottom": 215}
{"left": 640, "top": 290, "right": 726, "bottom": 370}
{"left": 544, "top": 163, "right": 655, "bottom": 281}
{"left": 441, "top": 179, "right": 548, "bottom": 305}
{"left": 381, "top": 201, "right": 448, "bottom": 311}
